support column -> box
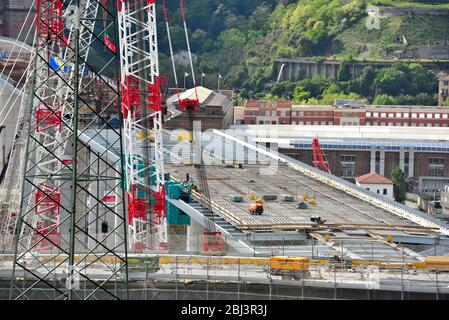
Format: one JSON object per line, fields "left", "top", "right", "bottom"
{"left": 187, "top": 220, "right": 202, "bottom": 253}
{"left": 399, "top": 149, "right": 405, "bottom": 172}
{"left": 380, "top": 149, "right": 386, "bottom": 176}
{"left": 370, "top": 148, "right": 376, "bottom": 173}
{"left": 408, "top": 150, "right": 415, "bottom": 178}
{"left": 287, "top": 64, "right": 293, "bottom": 81}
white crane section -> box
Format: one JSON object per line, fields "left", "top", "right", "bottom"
{"left": 117, "top": 0, "right": 167, "bottom": 250}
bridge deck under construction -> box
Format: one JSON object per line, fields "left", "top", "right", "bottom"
{"left": 166, "top": 163, "right": 429, "bottom": 235}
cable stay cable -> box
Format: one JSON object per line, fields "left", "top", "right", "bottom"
{"left": 161, "top": 0, "right": 180, "bottom": 102}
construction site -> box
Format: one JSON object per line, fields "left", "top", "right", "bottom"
{"left": 0, "top": 0, "right": 448, "bottom": 300}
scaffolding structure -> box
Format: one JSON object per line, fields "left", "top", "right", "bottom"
{"left": 10, "top": 0, "right": 128, "bottom": 300}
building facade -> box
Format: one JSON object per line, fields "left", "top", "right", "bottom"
{"left": 229, "top": 125, "right": 449, "bottom": 195}
{"left": 166, "top": 86, "right": 235, "bottom": 131}
{"left": 439, "top": 73, "right": 449, "bottom": 106}
{"left": 281, "top": 141, "right": 449, "bottom": 194}
{"left": 0, "top": 0, "right": 35, "bottom": 44}
{"left": 355, "top": 172, "right": 394, "bottom": 200}
{"left": 240, "top": 100, "right": 292, "bottom": 125}
{"left": 236, "top": 100, "right": 449, "bottom": 128}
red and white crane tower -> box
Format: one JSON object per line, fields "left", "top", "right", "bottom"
{"left": 117, "top": 0, "right": 167, "bottom": 250}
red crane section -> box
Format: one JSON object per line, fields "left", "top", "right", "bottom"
{"left": 312, "top": 137, "right": 331, "bottom": 174}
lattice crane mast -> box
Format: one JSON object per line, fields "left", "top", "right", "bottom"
{"left": 117, "top": 0, "right": 167, "bottom": 250}
{"left": 1, "top": 0, "right": 101, "bottom": 250}
{"left": 11, "top": 0, "right": 129, "bottom": 300}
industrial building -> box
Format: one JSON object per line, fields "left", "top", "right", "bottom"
{"left": 229, "top": 125, "right": 449, "bottom": 195}
{"left": 165, "top": 86, "right": 235, "bottom": 131}
{"left": 235, "top": 100, "right": 449, "bottom": 127}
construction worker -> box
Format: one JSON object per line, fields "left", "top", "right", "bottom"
{"left": 249, "top": 198, "right": 264, "bottom": 215}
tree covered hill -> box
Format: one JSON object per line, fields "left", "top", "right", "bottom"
{"left": 158, "top": 0, "right": 449, "bottom": 104}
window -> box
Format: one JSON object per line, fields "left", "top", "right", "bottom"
{"left": 444, "top": 114, "right": 448, "bottom": 119}
{"left": 306, "top": 121, "right": 311, "bottom": 125}
{"left": 412, "top": 113, "right": 417, "bottom": 118}
{"left": 427, "top": 113, "right": 433, "bottom": 119}
{"left": 383, "top": 189, "right": 387, "bottom": 195}
{"left": 366, "top": 112, "right": 371, "bottom": 117}
{"left": 299, "top": 111, "right": 304, "bottom": 117}
{"left": 419, "top": 113, "right": 425, "bottom": 119}
{"left": 314, "top": 121, "right": 319, "bottom": 125}
{"left": 435, "top": 114, "right": 441, "bottom": 119}
{"left": 403, "top": 113, "right": 409, "bottom": 117}
{"left": 388, "top": 113, "right": 394, "bottom": 118}
{"left": 429, "top": 158, "right": 445, "bottom": 177}
{"left": 249, "top": 111, "right": 254, "bottom": 116}
{"left": 321, "top": 121, "right": 326, "bottom": 125}
{"left": 340, "top": 155, "right": 356, "bottom": 178}
{"left": 259, "top": 120, "right": 264, "bottom": 124}
{"left": 377, "top": 190, "right": 380, "bottom": 194}
{"left": 271, "top": 121, "right": 277, "bottom": 124}
{"left": 396, "top": 113, "right": 402, "bottom": 118}
{"left": 444, "top": 80, "right": 449, "bottom": 86}
{"left": 373, "top": 112, "right": 379, "bottom": 117}
{"left": 381, "top": 113, "right": 386, "bottom": 117}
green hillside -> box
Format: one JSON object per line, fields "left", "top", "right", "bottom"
{"left": 159, "top": 0, "right": 449, "bottom": 103}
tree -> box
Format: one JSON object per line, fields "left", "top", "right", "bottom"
{"left": 444, "top": 98, "right": 449, "bottom": 107}
{"left": 351, "top": 66, "right": 376, "bottom": 97}
{"left": 373, "top": 94, "right": 396, "bottom": 105}
{"left": 337, "top": 63, "right": 351, "bottom": 81}
{"left": 391, "top": 166, "right": 406, "bottom": 204}
{"left": 293, "top": 85, "right": 311, "bottom": 103}
{"left": 374, "top": 68, "right": 407, "bottom": 96}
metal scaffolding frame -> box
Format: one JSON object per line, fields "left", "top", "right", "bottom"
{"left": 117, "top": 0, "right": 167, "bottom": 251}
{"left": 10, "top": 0, "right": 128, "bottom": 300}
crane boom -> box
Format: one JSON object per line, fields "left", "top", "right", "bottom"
{"left": 312, "top": 137, "right": 331, "bottom": 174}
